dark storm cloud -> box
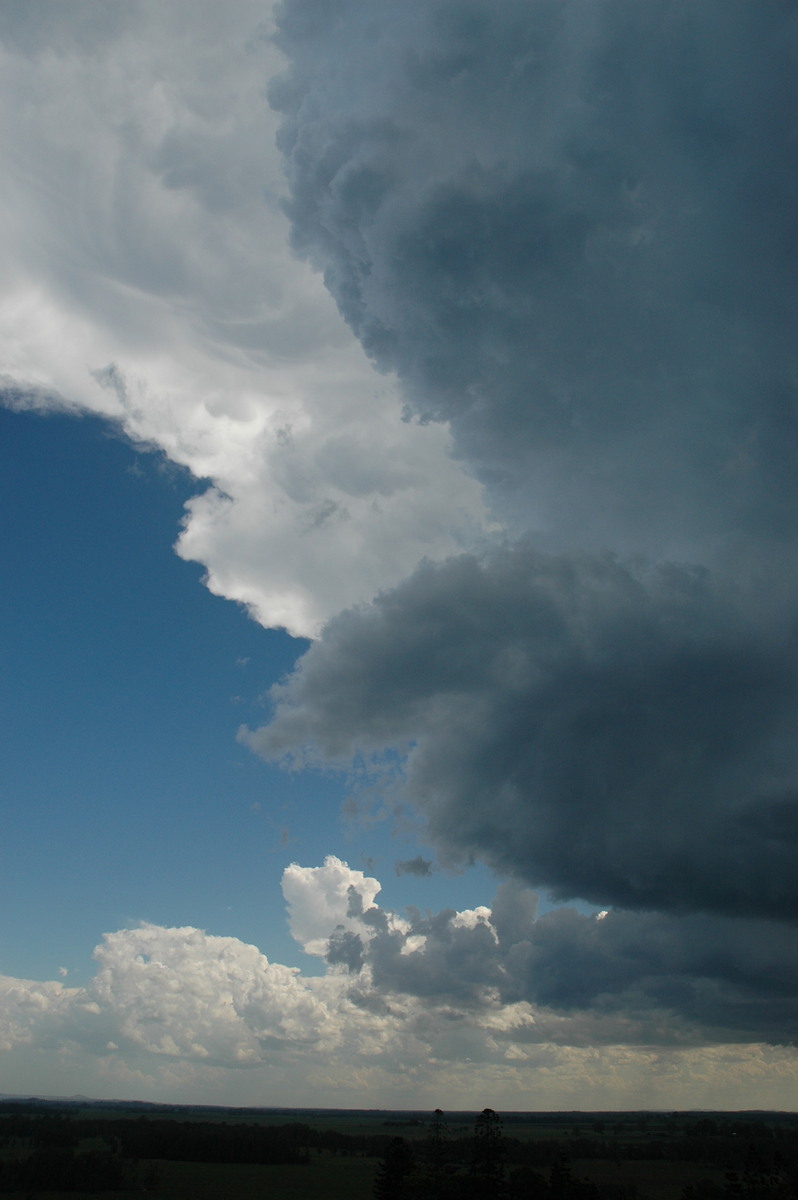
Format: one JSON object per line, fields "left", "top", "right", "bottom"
{"left": 271, "top": 0, "right": 798, "bottom": 563}
{"left": 246, "top": 543, "right": 798, "bottom": 923}
{"left": 253, "top": 0, "right": 798, "bottom": 1032}
{"left": 353, "top": 883, "right": 798, "bottom": 1046}
{"left": 368, "top": 906, "right": 503, "bottom": 1006}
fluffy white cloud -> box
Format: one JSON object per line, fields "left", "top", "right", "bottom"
{"left": 0, "top": 0, "right": 488, "bottom": 636}
{"left": 0, "top": 929, "right": 334, "bottom": 1069}
{"left": 90, "top": 925, "right": 334, "bottom": 1063}
{"left": 281, "top": 855, "right": 382, "bottom": 957}
{"left": 0, "top": 975, "right": 81, "bottom": 1052}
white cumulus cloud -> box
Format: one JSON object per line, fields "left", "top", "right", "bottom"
{"left": 0, "top": 0, "right": 489, "bottom": 637}
{"left": 281, "top": 855, "right": 382, "bottom": 957}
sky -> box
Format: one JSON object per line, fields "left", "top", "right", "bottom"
{"left": 1, "top": 0, "right": 798, "bottom": 1111}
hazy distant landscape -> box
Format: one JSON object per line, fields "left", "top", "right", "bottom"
{"left": 1, "top": 1099, "right": 797, "bottom": 1199}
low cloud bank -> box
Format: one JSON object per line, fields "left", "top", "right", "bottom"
{"left": 3, "top": 857, "right": 798, "bottom": 1103}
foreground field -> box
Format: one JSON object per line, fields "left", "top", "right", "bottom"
{"left": 156, "top": 1151, "right": 378, "bottom": 1200}
{"left": 0, "top": 1145, "right": 379, "bottom": 1200}
{"left": 0, "top": 1102, "right": 795, "bottom": 1199}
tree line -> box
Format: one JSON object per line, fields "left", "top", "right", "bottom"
{"left": 372, "top": 1110, "right": 798, "bottom": 1200}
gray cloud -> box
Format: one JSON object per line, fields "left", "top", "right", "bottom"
{"left": 395, "top": 855, "right": 434, "bottom": 878}
{"left": 0, "top": 0, "right": 137, "bottom": 55}
{"left": 348, "top": 882, "right": 798, "bottom": 1047}
{"left": 246, "top": 543, "right": 798, "bottom": 923}
{"left": 244, "top": 0, "right": 798, "bottom": 1037}
{"left": 271, "top": 0, "right": 798, "bottom": 566}
{"left": 326, "top": 926, "right": 365, "bottom": 973}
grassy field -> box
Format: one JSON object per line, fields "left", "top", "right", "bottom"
{"left": 156, "top": 1150, "right": 379, "bottom": 1200}
{"left": 573, "top": 1158, "right": 726, "bottom": 1200}
{"left": 0, "top": 1159, "right": 728, "bottom": 1200}
{"left": 0, "top": 1150, "right": 379, "bottom": 1200}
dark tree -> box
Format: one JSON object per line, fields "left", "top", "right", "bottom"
{"left": 419, "top": 1108, "right": 457, "bottom": 1200}
{"left": 469, "top": 1108, "right": 507, "bottom": 1199}
{"left": 549, "top": 1156, "right": 601, "bottom": 1200}
{"left": 374, "top": 1136, "right": 417, "bottom": 1200}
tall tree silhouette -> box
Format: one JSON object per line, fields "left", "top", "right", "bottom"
{"left": 374, "top": 1136, "right": 416, "bottom": 1200}
{"left": 469, "top": 1108, "right": 506, "bottom": 1199}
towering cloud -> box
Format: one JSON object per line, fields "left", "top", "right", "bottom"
{"left": 242, "top": 0, "right": 798, "bottom": 1051}
{"left": 282, "top": 855, "right": 383, "bottom": 956}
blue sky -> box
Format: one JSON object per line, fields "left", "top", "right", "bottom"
{"left": 1, "top": 0, "right": 798, "bottom": 1111}
{"left": 1, "top": 404, "right": 502, "bottom": 985}
{"left": 1, "top": 405, "right": 302, "bottom": 980}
